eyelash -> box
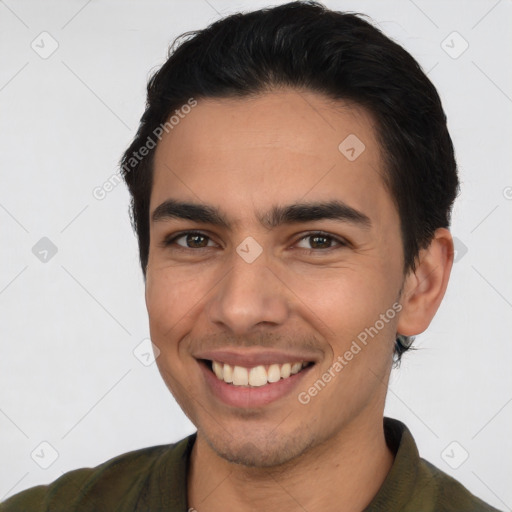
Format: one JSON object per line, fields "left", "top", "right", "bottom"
{"left": 161, "top": 230, "right": 349, "bottom": 253}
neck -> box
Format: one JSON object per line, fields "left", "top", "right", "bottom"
{"left": 187, "top": 413, "right": 394, "bottom": 512}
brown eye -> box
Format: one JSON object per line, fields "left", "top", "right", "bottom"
{"left": 309, "top": 235, "right": 331, "bottom": 249}
{"left": 164, "top": 231, "right": 215, "bottom": 249}
{"left": 296, "top": 232, "right": 347, "bottom": 251}
{"left": 182, "top": 233, "right": 209, "bottom": 248}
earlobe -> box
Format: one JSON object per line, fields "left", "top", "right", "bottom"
{"left": 396, "top": 228, "right": 454, "bottom": 337}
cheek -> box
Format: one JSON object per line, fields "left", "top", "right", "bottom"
{"left": 145, "top": 264, "right": 222, "bottom": 362}
{"left": 145, "top": 271, "right": 196, "bottom": 398}
{"left": 145, "top": 269, "right": 194, "bottom": 339}
{"left": 284, "top": 265, "right": 399, "bottom": 372}
{"left": 287, "top": 267, "right": 389, "bottom": 330}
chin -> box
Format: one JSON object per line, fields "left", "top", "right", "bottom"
{"left": 202, "top": 427, "right": 317, "bottom": 468}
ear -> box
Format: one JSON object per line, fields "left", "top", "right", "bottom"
{"left": 396, "top": 228, "right": 454, "bottom": 336}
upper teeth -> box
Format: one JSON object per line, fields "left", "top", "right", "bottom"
{"left": 211, "top": 361, "right": 309, "bottom": 387}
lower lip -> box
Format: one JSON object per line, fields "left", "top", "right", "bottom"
{"left": 199, "top": 361, "right": 313, "bottom": 408}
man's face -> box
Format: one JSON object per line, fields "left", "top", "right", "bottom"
{"left": 146, "top": 89, "right": 405, "bottom": 467}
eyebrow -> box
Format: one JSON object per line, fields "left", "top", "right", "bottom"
{"left": 151, "top": 198, "right": 372, "bottom": 230}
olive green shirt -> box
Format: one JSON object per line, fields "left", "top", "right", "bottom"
{"left": 0, "top": 418, "right": 501, "bottom": 511}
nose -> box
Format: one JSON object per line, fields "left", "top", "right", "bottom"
{"left": 206, "top": 249, "right": 290, "bottom": 336}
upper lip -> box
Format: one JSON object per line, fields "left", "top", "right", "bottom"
{"left": 194, "top": 348, "right": 319, "bottom": 368}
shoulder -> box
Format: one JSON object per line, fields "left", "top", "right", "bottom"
{"left": 414, "top": 457, "right": 502, "bottom": 512}
{"left": 0, "top": 436, "right": 194, "bottom": 512}
{"left": 380, "top": 418, "right": 502, "bottom": 512}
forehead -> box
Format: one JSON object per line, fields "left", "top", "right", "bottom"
{"left": 151, "top": 89, "right": 394, "bottom": 228}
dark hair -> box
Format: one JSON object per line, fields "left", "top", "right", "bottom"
{"left": 120, "top": 1, "right": 459, "bottom": 361}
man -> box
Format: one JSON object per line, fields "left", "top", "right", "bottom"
{"left": 1, "top": 2, "right": 501, "bottom": 511}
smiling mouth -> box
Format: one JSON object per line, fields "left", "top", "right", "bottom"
{"left": 200, "top": 359, "right": 314, "bottom": 387}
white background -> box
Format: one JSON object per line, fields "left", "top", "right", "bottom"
{"left": 0, "top": 0, "right": 511, "bottom": 509}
